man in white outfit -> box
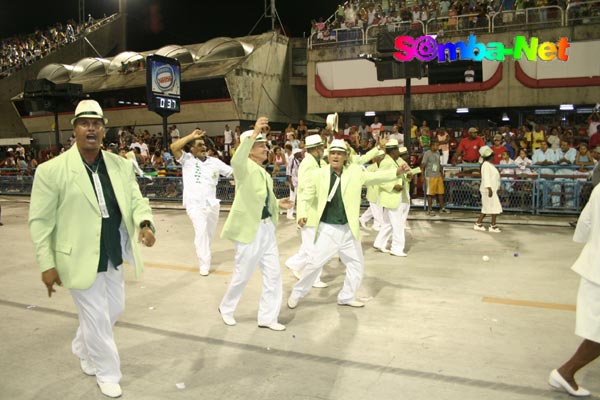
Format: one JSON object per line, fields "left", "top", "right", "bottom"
{"left": 373, "top": 142, "right": 412, "bottom": 256}
{"left": 288, "top": 140, "right": 410, "bottom": 309}
{"left": 219, "top": 117, "right": 293, "bottom": 331}
{"left": 286, "top": 148, "right": 303, "bottom": 220}
{"left": 285, "top": 134, "right": 328, "bottom": 288}
{"left": 171, "top": 129, "right": 233, "bottom": 276}
{"left": 359, "top": 149, "right": 386, "bottom": 231}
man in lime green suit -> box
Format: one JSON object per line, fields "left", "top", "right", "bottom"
{"left": 285, "top": 134, "right": 329, "bottom": 287}
{"left": 219, "top": 117, "right": 293, "bottom": 331}
{"left": 288, "top": 140, "right": 409, "bottom": 309}
{"left": 373, "top": 141, "right": 412, "bottom": 256}
{"left": 28, "top": 100, "right": 156, "bottom": 398}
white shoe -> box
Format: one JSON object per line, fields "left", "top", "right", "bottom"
{"left": 312, "top": 280, "right": 328, "bottom": 288}
{"left": 218, "top": 308, "right": 236, "bottom": 326}
{"left": 373, "top": 246, "right": 390, "bottom": 253}
{"left": 97, "top": 381, "right": 122, "bottom": 398}
{"left": 359, "top": 220, "right": 371, "bottom": 230}
{"left": 286, "top": 215, "right": 295, "bottom": 220}
{"left": 473, "top": 223, "right": 486, "bottom": 232}
{"left": 548, "top": 369, "right": 591, "bottom": 397}
{"left": 338, "top": 300, "right": 365, "bottom": 308}
{"left": 199, "top": 268, "right": 209, "bottom": 276}
{"left": 488, "top": 225, "right": 502, "bottom": 233}
{"left": 258, "top": 322, "right": 286, "bottom": 331}
{"left": 390, "top": 251, "right": 407, "bottom": 257}
{"left": 80, "top": 358, "right": 96, "bottom": 376}
{"left": 287, "top": 295, "right": 299, "bottom": 309}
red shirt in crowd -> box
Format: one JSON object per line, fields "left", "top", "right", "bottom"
{"left": 457, "top": 136, "right": 486, "bottom": 162}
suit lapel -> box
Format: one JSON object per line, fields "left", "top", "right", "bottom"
{"left": 68, "top": 146, "right": 101, "bottom": 213}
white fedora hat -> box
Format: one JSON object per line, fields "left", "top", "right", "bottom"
{"left": 70, "top": 99, "right": 107, "bottom": 125}
{"left": 329, "top": 139, "right": 347, "bottom": 153}
{"left": 240, "top": 130, "right": 267, "bottom": 142}
{"left": 326, "top": 112, "right": 339, "bottom": 132}
{"left": 385, "top": 139, "right": 399, "bottom": 148}
{"left": 305, "top": 134, "right": 323, "bottom": 148}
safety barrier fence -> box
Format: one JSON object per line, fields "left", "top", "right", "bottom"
{"left": 1, "top": 164, "right": 593, "bottom": 214}
{"left": 307, "top": 1, "right": 598, "bottom": 48}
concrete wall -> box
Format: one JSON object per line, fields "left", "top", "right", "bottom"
{"left": 0, "top": 15, "right": 125, "bottom": 138}
{"left": 226, "top": 32, "right": 305, "bottom": 124}
{"left": 307, "top": 25, "right": 600, "bottom": 114}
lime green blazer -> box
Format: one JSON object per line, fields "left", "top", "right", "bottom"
{"left": 301, "top": 163, "right": 398, "bottom": 241}
{"left": 296, "top": 154, "right": 327, "bottom": 227}
{"left": 377, "top": 155, "right": 410, "bottom": 208}
{"left": 220, "top": 138, "right": 279, "bottom": 243}
{"left": 28, "top": 146, "right": 154, "bottom": 290}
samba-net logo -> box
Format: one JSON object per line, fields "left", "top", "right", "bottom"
{"left": 393, "top": 35, "right": 570, "bottom": 62}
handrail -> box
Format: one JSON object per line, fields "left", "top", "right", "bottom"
{"left": 309, "top": 27, "right": 364, "bottom": 48}
{"left": 565, "top": 0, "right": 600, "bottom": 25}
{"left": 364, "top": 21, "right": 425, "bottom": 43}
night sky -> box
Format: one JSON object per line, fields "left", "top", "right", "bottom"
{"left": 1, "top": 0, "right": 339, "bottom": 52}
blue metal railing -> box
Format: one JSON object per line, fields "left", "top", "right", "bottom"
{"left": 1, "top": 164, "right": 594, "bottom": 214}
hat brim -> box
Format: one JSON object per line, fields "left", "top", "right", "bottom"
{"left": 71, "top": 115, "right": 108, "bottom": 126}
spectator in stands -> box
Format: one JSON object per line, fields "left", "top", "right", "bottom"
{"left": 514, "top": 148, "right": 533, "bottom": 175}
{"left": 589, "top": 125, "right": 600, "bottom": 150}
{"left": 464, "top": 65, "right": 475, "bottom": 82}
{"left": 547, "top": 126, "right": 562, "bottom": 150}
{"left": 169, "top": 125, "right": 180, "bottom": 143}
{"left": 285, "top": 133, "right": 300, "bottom": 150}
{"left": 285, "top": 123, "right": 296, "bottom": 136}
{"left": 499, "top": 150, "right": 516, "bottom": 196}
{"left": 270, "top": 146, "right": 286, "bottom": 177}
{"left": 437, "top": 127, "right": 451, "bottom": 164}
{"left": 422, "top": 141, "right": 450, "bottom": 215}
{"left": 389, "top": 124, "right": 404, "bottom": 145}
{"left": 474, "top": 146, "right": 503, "bottom": 232}
{"left": 454, "top": 127, "right": 485, "bottom": 164}
{"left": 574, "top": 143, "right": 595, "bottom": 178}
{"left": 139, "top": 138, "right": 149, "bottom": 162}
{"left": 370, "top": 116, "right": 383, "bottom": 142}
{"left": 296, "top": 120, "right": 308, "bottom": 140}
{"left": 358, "top": 120, "right": 370, "bottom": 142}
{"left": 532, "top": 139, "right": 557, "bottom": 176}
{"left": 492, "top": 134, "right": 507, "bottom": 164}
{"left": 587, "top": 110, "right": 600, "bottom": 138}
{"left": 223, "top": 124, "right": 233, "bottom": 157}
{"left": 357, "top": 137, "right": 373, "bottom": 155}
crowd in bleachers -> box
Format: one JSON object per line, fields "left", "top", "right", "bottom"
{"left": 310, "top": 0, "right": 596, "bottom": 41}
{"left": 0, "top": 14, "right": 110, "bottom": 80}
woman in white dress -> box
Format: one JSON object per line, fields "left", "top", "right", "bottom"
{"left": 474, "top": 146, "right": 502, "bottom": 232}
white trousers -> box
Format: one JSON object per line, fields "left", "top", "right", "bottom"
{"left": 219, "top": 220, "right": 282, "bottom": 325}
{"left": 70, "top": 263, "right": 124, "bottom": 384}
{"left": 287, "top": 187, "right": 296, "bottom": 218}
{"left": 291, "top": 223, "right": 363, "bottom": 304}
{"left": 360, "top": 202, "right": 384, "bottom": 229}
{"left": 373, "top": 202, "right": 410, "bottom": 253}
{"left": 186, "top": 202, "right": 220, "bottom": 273}
{"left": 285, "top": 226, "right": 323, "bottom": 282}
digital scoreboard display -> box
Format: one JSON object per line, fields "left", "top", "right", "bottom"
{"left": 146, "top": 55, "right": 181, "bottom": 115}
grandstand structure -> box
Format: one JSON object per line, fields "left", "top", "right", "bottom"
{"left": 1, "top": 6, "right": 600, "bottom": 144}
